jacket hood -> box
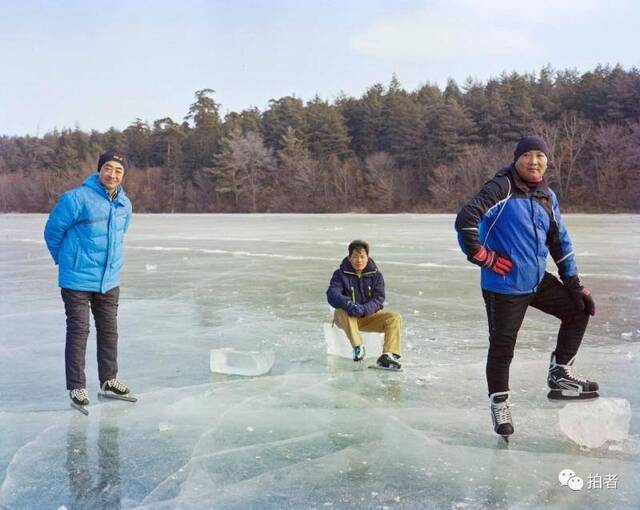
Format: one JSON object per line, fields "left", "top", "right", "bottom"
{"left": 340, "top": 256, "right": 379, "bottom": 274}
{"left": 82, "top": 173, "right": 128, "bottom": 203}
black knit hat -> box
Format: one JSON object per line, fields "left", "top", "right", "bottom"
{"left": 513, "top": 136, "right": 549, "bottom": 163}
{"left": 97, "top": 149, "right": 128, "bottom": 172}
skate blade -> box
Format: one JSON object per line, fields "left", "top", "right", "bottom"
{"left": 500, "top": 435, "right": 510, "bottom": 443}
{"left": 367, "top": 365, "right": 402, "bottom": 372}
{"left": 547, "top": 389, "right": 600, "bottom": 401}
{"left": 70, "top": 402, "right": 89, "bottom": 416}
{"left": 98, "top": 392, "right": 137, "bottom": 403}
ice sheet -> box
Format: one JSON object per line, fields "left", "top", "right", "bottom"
{"left": 210, "top": 348, "right": 275, "bottom": 376}
{"left": 0, "top": 214, "right": 639, "bottom": 509}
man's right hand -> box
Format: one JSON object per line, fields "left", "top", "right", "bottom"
{"left": 470, "top": 246, "right": 513, "bottom": 276}
{"left": 346, "top": 302, "right": 365, "bottom": 317}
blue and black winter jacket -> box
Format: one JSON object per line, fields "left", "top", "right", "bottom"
{"left": 326, "top": 257, "right": 385, "bottom": 316}
{"left": 455, "top": 165, "right": 577, "bottom": 295}
{"left": 44, "top": 174, "right": 133, "bottom": 293}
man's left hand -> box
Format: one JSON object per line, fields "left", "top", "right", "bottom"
{"left": 563, "top": 275, "right": 596, "bottom": 316}
{"left": 346, "top": 303, "right": 365, "bottom": 317}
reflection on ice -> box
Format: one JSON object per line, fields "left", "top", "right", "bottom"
{"left": 210, "top": 348, "right": 275, "bottom": 376}
{"left": 559, "top": 398, "right": 632, "bottom": 448}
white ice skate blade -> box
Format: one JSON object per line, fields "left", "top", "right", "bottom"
{"left": 98, "top": 392, "right": 137, "bottom": 403}
{"left": 547, "top": 389, "right": 599, "bottom": 401}
{"left": 367, "top": 365, "right": 402, "bottom": 372}
{"left": 70, "top": 402, "right": 89, "bottom": 416}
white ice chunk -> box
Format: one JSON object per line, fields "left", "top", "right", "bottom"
{"left": 145, "top": 264, "right": 157, "bottom": 271}
{"left": 210, "top": 348, "right": 275, "bottom": 376}
{"left": 558, "top": 398, "right": 631, "bottom": 448}
{"left": 323, "top": 323, "right": 383, "bottom": 359}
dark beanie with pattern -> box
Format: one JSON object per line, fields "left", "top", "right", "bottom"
{"left": 513, "top": 136, "right": 549, "bottom": 162}
{"left": 97, "top": 149, "right": 128, "bottom": 172}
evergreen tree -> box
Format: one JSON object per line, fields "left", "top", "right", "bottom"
{"left": 183, "top": 89, "right": 222, "bottom": 172}
{"left": 303, "top": 96, "right": 351, "bottom": 161}
{"left": 123, "top": 119, "right": 151, "bottom": 168}
{"left": 262, "top": 96, "right": 305, "bottom": 151}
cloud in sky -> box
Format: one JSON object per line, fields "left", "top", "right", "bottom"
{"left": 350, "top": 0, "right": 605, "bottom": 62}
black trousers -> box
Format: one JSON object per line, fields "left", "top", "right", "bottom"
{"left": 482, "top": 272, "right": 589, "bottom": 395}
{"left": 61, "top": 287, "right": 120, "bottom": 390}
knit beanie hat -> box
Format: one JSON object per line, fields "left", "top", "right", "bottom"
{"left": 97, "top": 149, "right": 128, "bottom": 172}
{"left": 513, "top": 136, "right": 549, "bottom": 163}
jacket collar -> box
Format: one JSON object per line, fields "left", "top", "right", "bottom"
{"left": 499, "top": 164, "right": 550, "bottom": 195}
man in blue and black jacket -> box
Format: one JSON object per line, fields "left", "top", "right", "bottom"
{"left": 326, "top": 240, "right": 402, "bottom": 370}
{"left": 455, "top": 135, "right": 598, "bottom": 439}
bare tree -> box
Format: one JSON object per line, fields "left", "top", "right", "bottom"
{"left": 536, "top": 112, "right": 591, "bottom": 199}
{"left": 364, "top": 152, "right": 395, "bottom": 211}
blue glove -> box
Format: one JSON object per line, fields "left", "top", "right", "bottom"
{"left": 346, "top": 302, "right": 365, "bottom": 317}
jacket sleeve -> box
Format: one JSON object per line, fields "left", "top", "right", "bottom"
{"left": 124, "top": 201, "right": 133, "bottom": 234}
{"left": 326, "top": 270, "right": 350, "bottom": 310}
{"left": 454, "top": 177, "right": 509, "bottom": 259}
{"left": 546, "top": 191, "right": 577, "bottom": 278}
{"left": 362, "top": 272, "right": 385, "bottom": 316}
{"left": 44, "top": 191, "right": 79, "bottom": 265}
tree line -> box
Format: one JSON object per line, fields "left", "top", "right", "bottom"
{"left": 1, "top": 64, "right": 639, "bottom": 213}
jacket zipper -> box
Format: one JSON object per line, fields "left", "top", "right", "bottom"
{"left": 529, "top": 195, "right": 540, "bottom": 292}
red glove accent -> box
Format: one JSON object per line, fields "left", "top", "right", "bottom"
{"left": 581, "top": 287, "right": 596, "bottom": 316}
{"left": 473, "top": 246, "right": 513, "bottom": 276}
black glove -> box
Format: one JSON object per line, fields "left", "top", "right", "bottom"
{"left": 562, "top": 275, "right": 596, "bottom": 316}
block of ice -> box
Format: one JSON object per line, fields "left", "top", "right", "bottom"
{"left": 210, "top": 348, "right": 275, "bottom": 376}
{"left": 323, "top": 323, "right": 383, "bottom": 359}
{"left": 558, "top": 398, "right": 631, "bottom": 448}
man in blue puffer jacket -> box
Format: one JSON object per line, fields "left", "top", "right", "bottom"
{"left": 45, "top": 149, "right": 133, "bottom": 412}
{"left": 455, "top": 136, "right": 598, "bottom": 439}
{"left": 326, "top": 240, "right": 402, "bottom": 370}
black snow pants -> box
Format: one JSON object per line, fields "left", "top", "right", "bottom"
{"left": 482, "top": 272, "right": 589, "bottom": 395}
{"left": 61, "top": 287, "right": 120, "bottom": 390}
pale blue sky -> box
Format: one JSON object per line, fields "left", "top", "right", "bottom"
{"left": 1, "top": 0, "right": 638, "bottom": 136}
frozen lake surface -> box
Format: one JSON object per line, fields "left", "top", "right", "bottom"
{"left": 1, "top": 213, "right": 639, "bottom": 509}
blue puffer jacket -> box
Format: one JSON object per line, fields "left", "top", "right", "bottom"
{"left": 326, "top": 257, "right": 385, "bottom": 316}
{"left": 455, "top": 165, "right": 577, "bottom": 295}
{"left": 44, "top": 174, "right": 133, "bottom": 293}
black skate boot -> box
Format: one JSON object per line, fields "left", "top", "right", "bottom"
{"left": 99, "top": 379, "right": 137, "bottom": 402}
{"left": 489, "top": 392, "right": 514, "bottom": 441}
{"left": 547, "top": 353, "right": 599, "bottom": 400}
{"left": 375, "top": 353, "right": 402, "bottom": 371}
{"left": 352, "top": 345, "right": 366, "bottom": 362}
{"left": 70, "top": 388, "right": 90, "bottom": 415}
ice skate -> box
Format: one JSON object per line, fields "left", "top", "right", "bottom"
{"left": 489, "top": 392, "right": 513, "bottom": 441}
{"left": 70, "top": 388, "right": 90, "bottom": 416}
{"left": 353, "top": 345, "right": 365, "bottom": 362}
{"left": 547, "top": 353, "right": 599, "bottom": 400}
{"left": 369, "top": 353, "right": 402, "bottom": 371}
{"left": 98, "top": 379, "right": 137, "bottom": 402}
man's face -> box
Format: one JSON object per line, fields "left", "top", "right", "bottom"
{"left": 349, "top": 248, "right": 369, "bottom": 272}
{"left": 515, "top": 150, "right": 547, "bottom": 182}
{"left": 98, "top": 161, "right": 125, "bottom": 194}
